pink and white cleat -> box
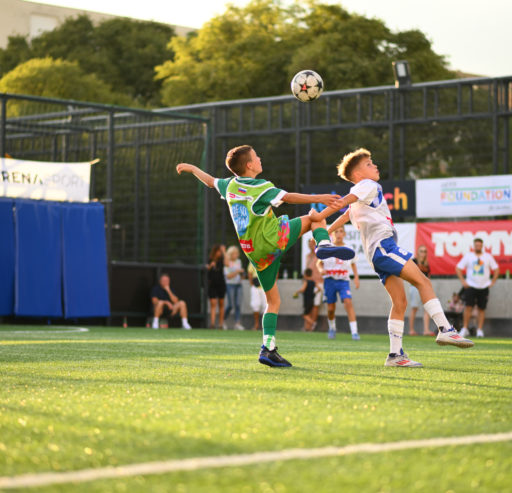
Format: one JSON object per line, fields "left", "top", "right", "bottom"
{"left": 436, "top": 327, "right": 474, "bottom": 348}
{"left": 385, "top": 349, "right": 423, "bottom": 367}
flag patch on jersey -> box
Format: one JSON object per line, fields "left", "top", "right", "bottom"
{"left": 238, "top": 187, "right": 247, "bottom": 193}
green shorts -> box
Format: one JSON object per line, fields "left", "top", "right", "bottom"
{"left": 256, "top": 217, "right": 302, "bottom": 292}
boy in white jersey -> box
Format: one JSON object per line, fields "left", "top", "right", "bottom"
{"left": 310, "top": 148, "right": 473, "bottom": 367}
{"left": 318, "top": 226, "right": 360, "bottom": 340}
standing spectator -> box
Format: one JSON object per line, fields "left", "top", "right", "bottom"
{"left": 456, "top": 238, "right": 499, "bottom": 338}
{"left": 247, "top": 262, "right": 267, "bottom": 331}
{"left": 305, "top": 237, "right": 324, "bottom": 328}
{"left": 293, "top": 268, "right": 321, "bottom": 331}
{"left": 151, "top": 273, "right": 191, "bottom": 330}
{"left": 207, "top": 244, "right": 227, "bottom": 329}
{"left": 408, "top": 245, "right": 435, "bottom": 336}
{"left": 224, "top": 245, "right": 245, "bottom": 330}
{"left": 317, "top": 226, "right": 360, "bottom": 340}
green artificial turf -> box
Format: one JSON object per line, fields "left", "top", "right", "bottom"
{"left": 0, "top": 326, "right": 511, "bottom": 492}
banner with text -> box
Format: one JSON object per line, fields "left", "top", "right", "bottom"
{"left": 302, "top": 223, "right": 416, "bottom": 276}
{"left": 0, "top": 158, "right": 92, "bottom": 202}
{"left": 416, "top": 220, "right": 512, "bottom": 275}
{"left": 416, "top": 174, "right": 512, "bottom": 218}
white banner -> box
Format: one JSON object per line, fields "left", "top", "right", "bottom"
{"left": 0, "top": 158, "right": 93, "bottom": 202}
{"left": 416, "top": 174, "right": 512, "bottom": 218}
{"left": 301, "top": 223, "right": 417, "bottom": 276}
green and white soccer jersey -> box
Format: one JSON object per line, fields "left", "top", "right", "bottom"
{"left": 214, "top": 176, "right": 290, "bottom": 271}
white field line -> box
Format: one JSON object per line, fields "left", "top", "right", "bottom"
{"left": 1, "top": 431, "right": 511, "bottom": 490}
{"left": 3, "top": 327, "right": 89, "bottom": 334}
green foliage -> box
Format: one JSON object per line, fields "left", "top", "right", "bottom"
{"left": 0, "top": 15, "right": 175, "bottom": 106}
{"left": 157, "top": 0, "right": 454, "bottom": 106}
{"left": 0, "top": 57, "right": 131, "bottom": 115}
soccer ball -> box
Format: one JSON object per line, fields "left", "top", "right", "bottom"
{"left": 291, "top": 70, "right": 324, "bottom": 102}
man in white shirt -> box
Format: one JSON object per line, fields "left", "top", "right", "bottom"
{"left": 456, "top": 238, "right": 499, "bottom": 338}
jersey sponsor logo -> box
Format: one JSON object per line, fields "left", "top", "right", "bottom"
{"left": 228, "top": 192, "right": 253, "bottom": 201}
{"left": 231, "top": 203, "right": 250, "bottom": 236}
{"left": 240, "top": 239, "right": 254, "bottom": 253}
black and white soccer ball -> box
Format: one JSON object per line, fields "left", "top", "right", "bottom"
{"left": 291, "top": 70, "right": 324, "bottom": 102}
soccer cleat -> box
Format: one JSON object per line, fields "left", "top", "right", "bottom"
{"left": 315, "top": 243, "right": 355, "bottom": 260}
{"left": 476, "top": 329, "right": 484, "bottom": 338}
{"left": 436, "top": 327, "right": 474, "bottom": 348}
{"left": 351, "top": 333, "right": 360, "bottom": 341}
{"left": 258, "top": 345, "right": 292, "bottom": 367}
{"left": 385, "top": 349, "right": 423, "bottom": 367}
{"left": 328, "top": 329, "right": 336, "bottom": 339}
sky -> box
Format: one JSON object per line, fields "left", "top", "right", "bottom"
{"left": 34, "top": 0, "right": 511, "bottom": 78}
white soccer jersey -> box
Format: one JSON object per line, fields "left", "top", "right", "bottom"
{"left": 348, "top": 179, "right": 397, "bottom": 264}
{"left": 321, "top": 256, "right": 355, "bottom": 281}
{"left": 456, "top": 252, "right": 499, "bottom": 289}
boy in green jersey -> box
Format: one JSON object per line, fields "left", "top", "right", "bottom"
{"left": 177, "top": 145, "right": 354, "bottom": 367}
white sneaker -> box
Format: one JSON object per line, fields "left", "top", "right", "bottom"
{"left": 234, "top": 322, "right": 245, "bottom": 331}
{"left": 222, "top": 323, "right": 229, "bottom": 330}
{"left": 182, "top": 321, "right": 192, "bottom": 330}
{"left": 385, "top": 349, "right": 423, "bottom": 367}
{"left": 436, "top": 327, "right": 474, "bottom": 348}
{"left": 476, "top": 329, "right": 484, "bottom": 338}
{"left": 459, "top": 327, "right": 470, "bottom": 338}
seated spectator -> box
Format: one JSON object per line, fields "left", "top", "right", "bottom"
{"left": 151, "top": 273, "right": 191, "bottom": 330}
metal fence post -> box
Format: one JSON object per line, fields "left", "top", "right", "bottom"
{"left": 0, "top": 97, "right": 6, "bottom": 158}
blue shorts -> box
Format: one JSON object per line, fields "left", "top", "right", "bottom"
{"left": 323, "top": 278, "right": 352, "bottom": 304}
{"left": 372, "top": 237, "right": 412, "bottom": 285}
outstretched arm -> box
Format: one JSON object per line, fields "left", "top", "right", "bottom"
{"left": 176, "top": 163, "right": 216, "bottom": 188}
{"left": 309, "top": 193, "right": 358, "bottom": 222}
{"left": 327, "top": 209, "right": 351, "bottom": 234}
{"left": 282, "top": 193, "right": 341, "bottom": 208}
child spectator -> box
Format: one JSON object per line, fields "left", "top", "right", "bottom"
{"left": 317, "top": 225, "right": 360, "bottom": 340}
{"left": 293, "top": 268, "right": 321, "bottom": 331}
{"left": 224, "top": 245, "right": 245, "bottom": 330}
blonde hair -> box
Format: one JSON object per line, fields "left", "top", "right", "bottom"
{"left": 337, "top": 148, "right": 371, "bottom": 182}
{"left": 226, "top": 245, "right": 240, "bottom": 259}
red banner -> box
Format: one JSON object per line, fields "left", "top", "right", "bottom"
{"left": 416, "top": 220, "right": 512, "bottom": 275}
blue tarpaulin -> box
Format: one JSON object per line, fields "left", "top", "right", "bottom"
{"left": 0, "top": 198, "right": 15, "bottom": 315}
{"left": 0, "top": 198, "right": 110, "bottom": 318}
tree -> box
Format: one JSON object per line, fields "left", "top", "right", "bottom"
{"left": 0, "top": 15, "right": 175, "bottom": 106}
{"left": 0, "top": 57, "right": 131, "bottom": 115}
{"left": 156, "top": 0, "right": 454, "bottom": 106}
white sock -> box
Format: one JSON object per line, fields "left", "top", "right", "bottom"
{"left": 388, "top": 319, "right": 404, "bottom": 355}
{"left": 182, "top": 317, "right": 191, "bottom": 328}
{"left": 152, "top": 317, "right": 159, "bottom": 329}
{"left": 318, "top": 239, "right": 331, "bottom": 246}
{"left": 423, "top": 298, "right": 450, "bottom": 332}
{"left": 349, "top": 321, "right": 358, "bottom": 335}
{"left": 263, "top": 335, "right": 276, "bottom": 350}
{"left": 328, "top": 318, "right": 336, "bottom": 330}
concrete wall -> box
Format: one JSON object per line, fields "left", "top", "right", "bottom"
{"left": 234, "top": 279, "right": 511, "bottom": 336}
